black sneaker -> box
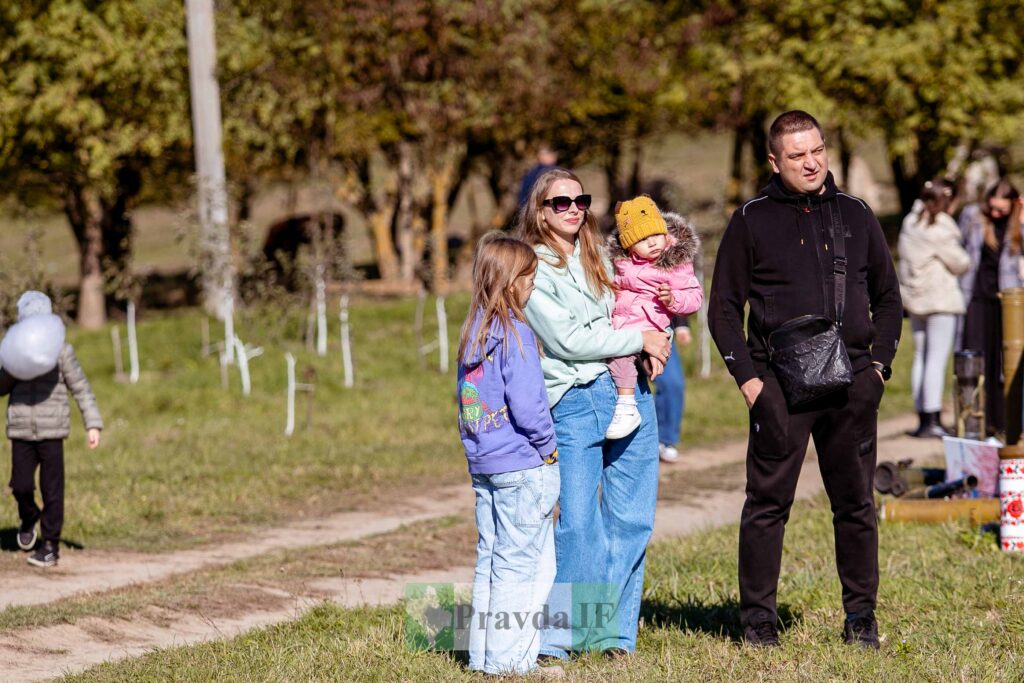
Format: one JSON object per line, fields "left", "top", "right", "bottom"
{"left": 743, "top": 620, "right": 780, "bottom": 647}
{"left": 27, "top": 540, "right": 58, "bottom": 568}
{"left": 16, "top": 523, "right": 37, "bottom": 551}
{"left": 843, "top": 612, "right": 880, "bottom": 649}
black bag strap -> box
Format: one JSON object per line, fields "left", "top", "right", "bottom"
{"left": 828, "top": 201, "right": 846, "bottom": 327}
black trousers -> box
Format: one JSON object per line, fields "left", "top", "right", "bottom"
{"left": 962, "top": 296, "right": 1004, "bottom": 435}
{"left": 9, "top": 439, "right": 64, "bottom": 543}
{"left": 739, "top": 367, "right": 883, "bottom": 627}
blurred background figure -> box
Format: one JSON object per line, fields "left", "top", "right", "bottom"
{"left": 897, "top": 178, "right": 970, "bottom": 438}
{"left": 654, "top": 316, "right": 690, "bottom": 463}
{"left": 517, "top": 145, "right": 559, "bottom": 208}
{"left": 958, "top": 177, "right": 1024, "bottom": 437}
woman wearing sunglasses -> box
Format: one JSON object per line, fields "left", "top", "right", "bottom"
{"left": 518, "top": 168, "right": 671, "bottom": 660}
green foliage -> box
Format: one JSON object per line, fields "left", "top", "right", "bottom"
{"left": 0, "top": 1, "right": 190, "bottom": 198}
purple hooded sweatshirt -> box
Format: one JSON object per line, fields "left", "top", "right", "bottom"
{"left": 457, "top": 314, "right": 556, "bottom": 475}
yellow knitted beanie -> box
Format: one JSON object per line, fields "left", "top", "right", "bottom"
{"left": 615, "top": 195, "right": 667, "bottom": 250}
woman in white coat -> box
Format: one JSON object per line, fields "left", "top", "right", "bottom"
{"left": 897, "top": 179, "right": 971, "bottom": 438}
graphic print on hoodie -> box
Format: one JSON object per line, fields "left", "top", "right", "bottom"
{"left": 456, "top": 315, "right": 556, "bottom": 475}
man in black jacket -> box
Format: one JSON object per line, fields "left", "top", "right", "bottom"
{"left": 709, "top": 111, "right": 902, "bottom": 649}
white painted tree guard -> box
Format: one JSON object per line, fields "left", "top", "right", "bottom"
{"left": 340, "top": 295, "right": 354, "bottom": 388}
{"left": 285, "top": 352, "right": 315, "bottom": 436}
{"left": 127, "top": 302, "right": 140, "bottom": 384}
{"left": 315, "top": 270, "right": 327, "bottom": 357}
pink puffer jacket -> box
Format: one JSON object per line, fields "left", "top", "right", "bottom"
{"left": 607, "top": 212, "right": 704, "bottom": 332}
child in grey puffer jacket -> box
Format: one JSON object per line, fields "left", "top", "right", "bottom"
{"left": 0, "top": 292, "right": 102, "bottom": 567}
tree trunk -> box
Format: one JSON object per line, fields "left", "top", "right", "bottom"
{"left": 236, "top": 176, "right": 255, "bottom": 224}
{"left": 603, "top": 138, "right": 623, "bottom": 222}
{"left": 628, "top": 135, "right": 643, "bottom": 197}
{"left": 101, "top": 164, "right": 142, "bottom": 303}
{"left": 726, "top": 123, "right": 747, "bottom": 208}
{"left": 345, "top": 156, "right": 400, "bottom": 282}
{"left": 395, "top": 142, "right": 418, "bottom": 284}
{"left": 749, "top": 111, "right": 771, "bottom": 189}
{"left": 455, "top": 156, "right": 515, "bottom": 283}
{"left": 890, "top": 153, "right": 918, "bottom": 216}
{"left": 64, "top": 185, "right": 106, "bottom": 329}
{"left": 837, "top": 127, "right": 853, "bottom": 190}
{"left": 429, "top": 159, "right": 454, "bottom": 294}
{"left": 369, "top": 206, "right": 400, "bottom": 281}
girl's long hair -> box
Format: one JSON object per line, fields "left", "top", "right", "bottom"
{"left": 457, "top": 232, "right": 538, "bottom": 365}
{"left": 918, "top": 177, "right": 958, "bottom": 226}
{"left": 516, "top": 168, "right": 614, "bottom": 297}
{"left": 981, "top": 177, "right": 1022, "bottom": 254}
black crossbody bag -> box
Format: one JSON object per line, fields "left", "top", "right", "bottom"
{"left": 765, "top": 205, "right": 854, "bottom": 408}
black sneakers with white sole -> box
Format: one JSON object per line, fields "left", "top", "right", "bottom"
{"left": 16, "top": 523, "right": 37, "bottom": 551}
{"left": 27, "top": 540, "right": 59, "bottom": 568}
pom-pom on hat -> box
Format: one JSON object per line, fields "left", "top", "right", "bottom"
{"left": 615, "top": 195, "right": 667, "bottom": 250}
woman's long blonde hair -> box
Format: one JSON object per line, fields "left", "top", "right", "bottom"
{"left": 457, "top": 232, "right": 538, "bottom": 365}
{"left": 516, "top": 168, "right": 614, "bottom": 297}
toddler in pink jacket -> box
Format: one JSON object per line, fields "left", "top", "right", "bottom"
{"left": 605, "top": 195, "right": 703, "bottom": 439}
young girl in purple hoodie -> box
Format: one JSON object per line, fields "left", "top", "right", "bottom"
{"left": 457, "top": 233, "right": 561, "bottom": 677}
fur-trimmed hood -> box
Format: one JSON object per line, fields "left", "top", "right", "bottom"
{"left": 606, "top": 211, "right": 701, "bottom": 269}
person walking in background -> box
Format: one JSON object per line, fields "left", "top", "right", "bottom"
{"left": 456, "top": 234, "right": 562, "bottom": 677}
{"left": 518, "top": 168, "right": 671, "bottom": 660}
{"left": 958, "top": 177, "right": 1024, "bottom": 438}
{"left": 603, "top": 196, "right": 703, "bottom": 440}
{"left": 654, "top": 316, "right": 691, "bottom": 463}
{"left": 1, "top": 292, "right": 103, "bottom": 568}
{"left": 709, "top": 111, "right": 902, "bottom": 649}
{"left": 518, "top": 145, "right": 559, "bottom": 208}
{"left": 897, "top": 179, "right": 971, "bottom": 438}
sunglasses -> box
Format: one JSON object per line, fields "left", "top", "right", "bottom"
{"left": 542, "top": 194, "right": 592, "bottom": 213}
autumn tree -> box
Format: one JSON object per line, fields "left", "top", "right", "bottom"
{"left": 0, "top": 1, "right": 191, "bottom": 327}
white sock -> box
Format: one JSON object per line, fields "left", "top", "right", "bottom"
{"left": 616, "top": 395, "right": 637, "bottom": 406}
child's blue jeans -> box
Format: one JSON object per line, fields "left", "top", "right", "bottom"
{"left": 468, "top": 462, "right": 559, "bottom": 675}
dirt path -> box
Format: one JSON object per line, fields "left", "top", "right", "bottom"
{"left": 0, "top": 413, "right": 944, "bottom": 681}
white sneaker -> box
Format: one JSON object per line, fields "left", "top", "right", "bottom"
{"left": 605, "top": 401, "right": 641, "bottom": 439}
{"left": 659, "top": 444, "right": 680, "bottom": 463}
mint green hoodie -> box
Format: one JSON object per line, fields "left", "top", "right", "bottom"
{"left": 524, "top": 242, "right": 643, "bottom": 406}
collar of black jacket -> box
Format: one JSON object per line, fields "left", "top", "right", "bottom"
{"left": 762, "top": 171, "right": 838, "bottom": 206}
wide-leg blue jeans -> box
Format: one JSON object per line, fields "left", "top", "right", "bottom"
{"left": 539, "top": 372, "right": 659, "bottom": 657}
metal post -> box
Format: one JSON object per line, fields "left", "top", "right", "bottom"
{"left": 1000, "top": 287, "right": 1024, "bottom": 445}
{"left": 954, "top": 350, "right": 986, "bottom": 439}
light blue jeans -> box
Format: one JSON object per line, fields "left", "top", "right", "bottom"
{"left": 540, "top": 372, "right": 659, "bottom": 658}
{"left": 468, "top": 462, "right": 560, "bottom": 675}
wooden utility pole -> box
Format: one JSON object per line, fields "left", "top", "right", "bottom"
{"left": 186, "top": 0, "right": 234, "bottom": 361}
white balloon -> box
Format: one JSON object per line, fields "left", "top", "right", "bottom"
{"left": 0, "top": 314, "right": 66, "bottom": 380}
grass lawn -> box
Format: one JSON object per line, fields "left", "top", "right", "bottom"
{"left": 0, "top": 294, "right": 917, "bottom": 552}
{"left": 64, "top": 496, "right": 1024, "bottom": 682}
